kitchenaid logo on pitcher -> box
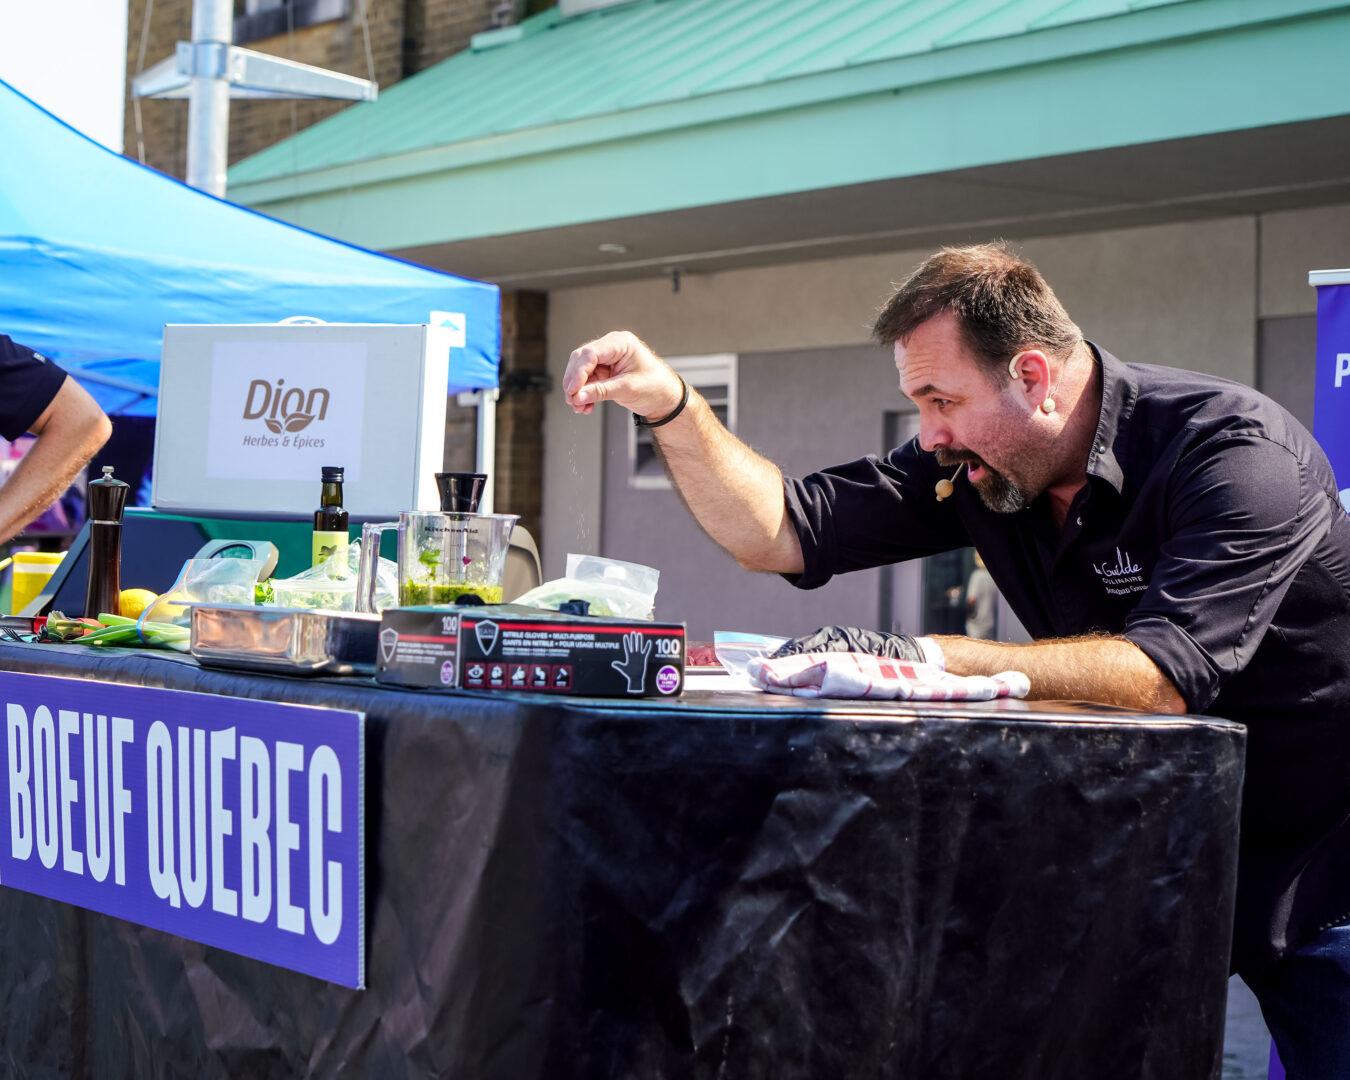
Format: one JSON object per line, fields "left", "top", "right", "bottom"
{"left": 205, "top": 342, "right": 367, "bottom": 482}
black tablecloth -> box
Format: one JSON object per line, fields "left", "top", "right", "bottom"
{"left": 0, "top": 644, "right": 1245, "bottom": 1080}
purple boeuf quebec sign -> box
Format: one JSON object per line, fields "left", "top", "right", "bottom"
{"left": 1313, "top": 271, "right": 1350, "bottom": 512}
{"left": 0, "top": 671, "right": 365, "bottom": 988}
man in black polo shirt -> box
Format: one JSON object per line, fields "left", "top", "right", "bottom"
{"left": 563, "top": 243, "right": 1350, "bottom": 1074}
{"left": 0, "top": 334, "right": 111, "bottom": 541}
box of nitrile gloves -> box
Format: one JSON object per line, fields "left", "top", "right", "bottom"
{"left": 375, "top": 606, "right": 686, "bottom": 697}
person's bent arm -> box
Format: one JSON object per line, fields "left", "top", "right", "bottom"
{"left": 934, "top": 634, "right": 1187, "bottom": 714}
{"left": 564, "top": 331, "right": 804, "bottom": 573}
{"left": 0, "top": 378, "right": 111, "bottom": 543}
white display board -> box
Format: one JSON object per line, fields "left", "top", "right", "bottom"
{"left": 153, "top": 323, "right": 452, "bottom": 519}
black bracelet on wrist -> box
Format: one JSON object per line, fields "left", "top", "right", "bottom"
{"left": 633, "top": 374, "right": 690, "bottom": 429}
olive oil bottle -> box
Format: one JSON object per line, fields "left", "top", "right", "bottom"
{"left": 312, "top": 466, "right": 350, "bottom": 566}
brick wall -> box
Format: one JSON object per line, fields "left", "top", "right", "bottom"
{"left": 405, "top": 0, "right": 522, "bottom": 77}
{"left": 438, "top": 292, "right": 546, "bottom": 546}
{"left": 124, "top": 0, "right": 192, "bottom": 176}
{"left": 442, "top": 396, "right": 479, "bottom": 476}
{"left": 225, "top": 8, "right": 403, "bottom": 169}
{"left": 123, "top": 0, "right": 508, "bottom": 179}
{"left": 495, "top": 290, "right": 548, "bottom": 544}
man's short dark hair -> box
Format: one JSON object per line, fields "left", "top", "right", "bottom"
{"left": 873, "top": 243, "right": 1082, "bottom": 378}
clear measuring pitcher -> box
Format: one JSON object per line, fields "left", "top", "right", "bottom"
{"left": 356, "top": 510, "right": 518, "bottom": 612}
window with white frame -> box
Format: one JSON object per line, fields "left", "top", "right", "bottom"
{"left": 629, "top": 353, "right": 737, "bottom": 489}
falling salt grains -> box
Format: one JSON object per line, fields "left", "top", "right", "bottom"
{"left": 568, "top": 438, "right": 591, "bottom": 548}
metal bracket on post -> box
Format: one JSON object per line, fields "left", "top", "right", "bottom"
{"left": 131, "top": 0, "right": 378, "bottom": 197}
{"left": 132, "top": 43, "right": 379, "bottom": 102}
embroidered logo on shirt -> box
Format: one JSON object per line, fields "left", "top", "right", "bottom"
{"left": 1093, "top": 547, "right": 1148, "bottom": 596}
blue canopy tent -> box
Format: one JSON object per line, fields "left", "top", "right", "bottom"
{"left": 0, "top": 77, "right": 500, "bottom": 417}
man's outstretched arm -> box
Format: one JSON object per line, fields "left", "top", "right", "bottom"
{"left": 935, "top": 634, "right": 1187, "bottom": 714}
{"left": 0, "top": 378, "right": 111, "bottom": 543}
{"left": 564, "top": 330, "right": 803, "bottom": 573}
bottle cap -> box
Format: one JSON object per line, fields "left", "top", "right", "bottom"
{"left": 321, "top": 466, "right": 345, "bottom": 483}
{"left": 87, "top": 464, "right": 129, "bottom": 523}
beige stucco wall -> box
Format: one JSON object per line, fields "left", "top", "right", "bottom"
{"left": 543, "top": 247, "right": 918, "bottom": 576}
{"left": 1260, "top": 203, "right": 1350, "bottom": 317}
{"left": 542, "top": 206, "right": 1350, "bottom": 578}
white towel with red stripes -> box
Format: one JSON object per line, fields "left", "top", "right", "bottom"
{"left": 746, "top": 652, "right": 1030, "bottom": 701}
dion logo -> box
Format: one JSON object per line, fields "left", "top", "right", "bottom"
{"left": 243, "top": 379, "right": 331, "bottom": 434}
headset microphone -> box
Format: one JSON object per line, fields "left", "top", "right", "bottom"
{"left": 935, "top": 463, "right": 965, "bottom": 502}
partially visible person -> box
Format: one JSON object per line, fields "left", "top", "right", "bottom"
{"left": 963, "top": 551, "right": 997, "bottom": 640}
{"left": 0, "top": 334, "right": 111, "bottom": 542}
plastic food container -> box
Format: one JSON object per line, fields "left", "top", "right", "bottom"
{"left": 11, "top": 551, "right": 64, "bottom": 614}
{"left": 190, "top": 604, "right": 380, "bottom": 675}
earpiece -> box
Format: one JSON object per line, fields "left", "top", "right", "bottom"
{"left": 935, "top": 464, "right": 965, "bottom": 502}
{"left": 1009, "top": 349, "right": 1058, "bottom": 414}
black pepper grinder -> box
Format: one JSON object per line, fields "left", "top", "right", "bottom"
{"left": 85, "top": 465, "right": 129, "bottom": 619}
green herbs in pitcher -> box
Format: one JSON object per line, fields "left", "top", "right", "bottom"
{"left": 400, "top": 581, "right": 504, "bottom": 606}
{"left": 405, "top": 546, "right": 502, "bottom": 605}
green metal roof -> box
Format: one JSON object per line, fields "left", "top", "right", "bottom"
{"left": 228, "top": 0, "right": 1350, "bottom": 251}
{"left": 227, "top": 0, "right": 1212, "bottom": 183}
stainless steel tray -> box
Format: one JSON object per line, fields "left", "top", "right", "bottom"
{"left": 190, "top": 604, "right": 381, "bottom": 676}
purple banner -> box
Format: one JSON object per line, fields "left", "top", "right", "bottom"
{"left": 1314, "top": 281, "right": 1350, "bottom": 510}
{"left": 0, "top": 671, "right": 364, "bottom": 988}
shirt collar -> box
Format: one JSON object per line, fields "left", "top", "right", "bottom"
{"left": 1084, "top": 341, "right": 1135, "bottom": 495}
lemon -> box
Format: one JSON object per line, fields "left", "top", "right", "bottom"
{"left": 118, "top": 588, "right": 158, "bottom": 620}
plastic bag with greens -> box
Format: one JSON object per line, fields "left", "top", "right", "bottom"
{"left": 143, "top": 557, "right": 272, "bottom": 625}
{"left": 514, "top": 554, "right": 659, "bottom": 620}
{"left": 265, "top": 540, "right": 398, "bottom": 612}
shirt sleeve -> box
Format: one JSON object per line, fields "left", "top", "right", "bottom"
{"left": 1123, "top": 431, "right": 1337, "bottom": 713}
{"left": 0, "top": 335, "right": 69, "bottom": 441}
{"left": 783, "top": 437, "right": 971, "bottom": 589}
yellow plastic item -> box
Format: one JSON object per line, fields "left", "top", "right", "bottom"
{"left": 11, "top": 551, "right": 64, "bottom": 614}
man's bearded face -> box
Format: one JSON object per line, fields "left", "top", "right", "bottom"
{"left": 935, "top": 447, "right": 1028, "bottom": 513}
